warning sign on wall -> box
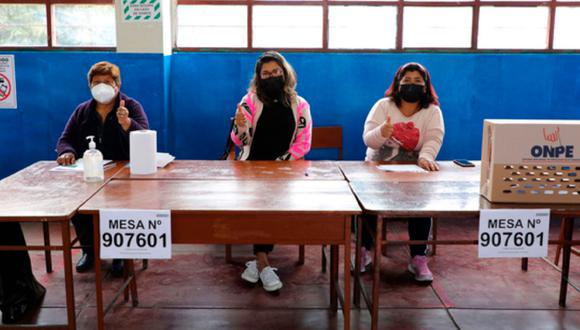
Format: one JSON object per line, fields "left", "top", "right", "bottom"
{"left": 122, "top": 0, "right": 161, "bottom": 22}
{"left": 0, "top": 55, "right": 17, "bottom": 109}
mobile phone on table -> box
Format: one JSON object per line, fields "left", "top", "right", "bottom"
{"left": 453, "top": 159, "right": 475, "bottom": 167}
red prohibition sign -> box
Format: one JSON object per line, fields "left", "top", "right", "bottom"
{"left": 0, "top": 72, "right": 12, "bottom": 101}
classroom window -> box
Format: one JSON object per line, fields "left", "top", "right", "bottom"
{"left": 177, "top": 5, "right": 247, "bottom": 48}
{"left": 52, "top": 4, "right": 116, "bottom": 47}
{"left": 253, "top": 6, "right": 323, "bottom": 49}
{"left": 403, "top": 7, "right": 472, "bottom": 48}
{"left": 553, "top": 7, "right": 580, "bottom": 49}
{"left": 328, "top": 6, "right": 397, "bottom": 49}
{"left": 3, "top": 1, "right": 580, "bottom": 51}
{"left": 175, "top": 0, "right": 580, "bottom": 51}
{"left": 0, "top": 4, "right": 48, "bottom": 47}
{"left": 478, "top": 7, "right": 549, "bottom": 50}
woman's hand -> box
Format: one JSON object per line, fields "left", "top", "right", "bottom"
{"left": 116, "top": 100, "right": 131, "bottom": 131}
{"left": 57, "top": 152, "right": 76, "bottom": 166}
{"left": 418, "top": 158, "right": 439, "bottom": 171}
{"left": 380, "top": 116, "right": 393, "bottom": 139}
{"left": 235, "top": 104, "right": 247, "bottom": 127}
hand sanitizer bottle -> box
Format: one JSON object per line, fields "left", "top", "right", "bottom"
{"left": 83, "top": 135, "right": 104, "bottom": 182}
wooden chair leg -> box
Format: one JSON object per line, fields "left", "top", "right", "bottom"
{"left": 128, "top": 259, "right": 139, "bottom": 307}
{"left": 123, "top": 260, "right": 130, "bottom": 302}
{"left": 431, "top": 217, "right": 437, "bottom": 256}
{"left": 321, "top": 245, "right": 327, "bottom": 273}
{"left": 298, "top": 245, "right": 305, "bottom": 265}
{"left": 555, "top": 218, "right": 566, "bottom": 266}
{"left": 43, "top": 222, "right": 53, "bottom": 273}
{"left": 225, "top": 244, "right": 232, "bottom": 263}
{"left": 381, "top": 218, "right": 388, "bottom": 257}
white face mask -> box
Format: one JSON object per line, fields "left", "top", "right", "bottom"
{"left": 91, "top": 83, "right": 116, "bottom": 104}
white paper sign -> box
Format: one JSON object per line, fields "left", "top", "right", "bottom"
{"left": 478, "top": 209, "right": 550, "bottom": 258}
{"left": 376, "top": 164, "right": 428, "bottom": 173}
{"left": 99, "top": 209, "right": 171, "bottom": 259}
{"left": 0, "top": 55, "right": 17, "bottom": 109}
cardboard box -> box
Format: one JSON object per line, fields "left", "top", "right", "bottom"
{"left": 480, "top": 119, "right": 580, "bottom": 203}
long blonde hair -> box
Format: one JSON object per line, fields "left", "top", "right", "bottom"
{"left": 249, "top": 51, "right": 297, "bottom": 107}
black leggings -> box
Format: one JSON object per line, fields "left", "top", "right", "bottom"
{"left": 360, "top": 215, "right": 431, "bottom": 257}
{"left": 253, "top": 245, "right": 274, "bottom": 255}
{"left": 71, "top": 214, "right": 94, "bottom": 256}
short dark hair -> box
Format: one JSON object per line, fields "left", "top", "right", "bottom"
{"left": 87, "top": 61, "right": 121, "bottom": 86}
{"left": 384, "top": 62, "right": 439, "bottom": 110}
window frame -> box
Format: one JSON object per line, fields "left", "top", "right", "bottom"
{"left": 0, "top": 0, "right": 115, "bottom": 51}
{"left": 175, "top": 0, "right": 580, "bottom": 52}
{"left": 2, "top": 0, "right": 579, "bottom": 51}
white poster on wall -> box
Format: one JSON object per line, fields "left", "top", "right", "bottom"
{"left": 122, "top": 0, "right": 162, "bottom": 22}
{"left": 0, "top": 55, "right": 17, "bottom": 109}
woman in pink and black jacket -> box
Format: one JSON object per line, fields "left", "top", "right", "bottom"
{"left": 230, "top": 51, "right": 312, "bottom": 292}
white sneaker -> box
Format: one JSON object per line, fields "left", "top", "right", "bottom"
{"left": 260, "top": 266, "right": 283, "bottom": 292}
{"left": 351, "top": 247, "right": 373, "bottom": 273}
{"left": 241, "top": 260, "right": 259, "bottom": 284}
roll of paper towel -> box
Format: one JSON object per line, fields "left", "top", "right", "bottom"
{"left": 130, "top": 130, "right": 157, "bottom": 175}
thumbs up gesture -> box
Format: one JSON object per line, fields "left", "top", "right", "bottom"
{"left": 116, "top": 99, "right": 131, "bottom": 131}
{"left": 380, "top": 116, "right": 394, "bottom": 139}
{"left": 235, "top": 104, "right": 247, "bottom": 127}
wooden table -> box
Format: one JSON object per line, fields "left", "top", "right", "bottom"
{"left": 341, "top": 161, "right": 580, "bottom": 330}
{"left": 113, "top": 160, "right": 346, "bottom": 266}
{"left": 113, "top": 160, "right": 345, "bottom": 180}
{"left": 338, "top": 160, "right": 481, "bottom": 182}
{"left": 338, "top": 160, "right": 481, "bottom": 242}
{"left": 0, "top": 161, "right": 126, "bottom": 330}
{"left": 350, "top": 178, "right": 580, "bottom": 329}
{"left": 79, "top": 178, "right": 361, "bottom": 330}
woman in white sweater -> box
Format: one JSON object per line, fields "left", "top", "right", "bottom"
{"left": 360, "top": 62, "right": 444, "bottom": 282}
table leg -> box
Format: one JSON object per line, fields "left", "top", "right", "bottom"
{"left": 93, "top": 214, "right": 105, "bottom": 330}
{"left": 371, "top": 215, "right": 382, "bottom": 330}
{"left": 43, "top": 221, "right": 53, "bottom": 273}
{"left": 61, "top": 220, "right": 76, "bottom": 330}
{"left": 521, "top": 258, "right": 528, "bottom": 271}
{"left": 330, "top": 245, "right": 339, "bottom": 311}
{"left": 559, "top": 217, "right": 574, "bottom": 307}
{"left": 354, "top": 215, "right": 362, "bottom": 307}
{"left": 343, "top": 215, "right": 351, "bottom": 330}
{"left": 128, "top": 259, "right": 139, "bottom": 307}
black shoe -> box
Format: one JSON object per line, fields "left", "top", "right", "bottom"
{"left": 109, "top": 259, "right": 124, "bottom": 278}
{"left": 1, "top": 300, "right": 29, "bottom": 324}
{"left": 75, "top": 253, "right": 94, "bottom": 273}
{"left": 1, "top": 279, "right": 46, "bottom": 324}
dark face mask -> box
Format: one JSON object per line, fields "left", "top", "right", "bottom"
{"left": 399, "top": 84, "right": 426, "bottom": 103}
{"left": 259, "top": 76, "right": 285, "bottom": 100}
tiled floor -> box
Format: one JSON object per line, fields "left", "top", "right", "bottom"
{"left": 2, "top": 218, "right": 579, "bottom": 329}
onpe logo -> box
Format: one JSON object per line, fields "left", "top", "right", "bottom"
{"left": 530, "top": 126, "right": 574, "bottom": 158}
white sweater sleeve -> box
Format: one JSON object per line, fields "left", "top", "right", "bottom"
{"left": 418, "top": 107, "right": 445, "bottom": 162}
{"left": 363, "top": 99, "right": 389, "bottom": 149}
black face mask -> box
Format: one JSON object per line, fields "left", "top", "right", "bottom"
{"left": 259, "top": 76, "right": 285, "bottom": 100}
{"left": 399, "top": 84, "right": 426, "bottom": 103}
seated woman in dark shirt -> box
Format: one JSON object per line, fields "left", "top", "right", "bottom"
{"left": 55, "top": 61, "right": 149, "bottom": 275}
{"left": 230, "top": 51, "right": 313, "bottom": 292}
